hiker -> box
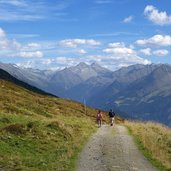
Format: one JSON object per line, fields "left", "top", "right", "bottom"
{"left": 108, "top": 109, "right": 115, "bottom": 126}
{"left": 96, "top": 110, "right": 103, "bottom": 127}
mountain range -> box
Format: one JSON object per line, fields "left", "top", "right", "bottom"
{"left": 0, "top": 62, "right": 171, "bottom": 126}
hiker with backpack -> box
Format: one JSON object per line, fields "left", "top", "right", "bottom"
{"left": 108, "top": 109, "right": 115, "bottom": 126}
{"left": 96, "top": 110, "right": 103, "bottom": 128}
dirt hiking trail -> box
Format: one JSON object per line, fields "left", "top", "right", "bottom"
{"left": 76, "top": 125, "right": 158, "bottom": 171}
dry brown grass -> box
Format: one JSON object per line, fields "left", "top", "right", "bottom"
{"left": 125, "top": 121, "right": 171, "bottom": 170}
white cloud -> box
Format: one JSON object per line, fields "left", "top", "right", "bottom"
{"left": 11, "top": 39, "right": 21, "bottom": 49}
{"left": 144, "top": 5, "right": 171, "bottom": 25}
{"left": 0, "top": 28, "right": 8, "bottom": 49}
{"left": 123, "top": 16, "right": 133, "bottom": 23}
{"left": 17, "top": 54, "right": 151, "bottom": 71}
{"left": 140, "top": 48, "right": 168, "bottom": 56}
{"left": 103, "top": 47, "right": 136, "bottom": 56}
{"left": 101, "top": 42, "right": 151, "bottom": 70}
{"left": 88, "top": 54, "right": 151, "bottom": 71}
{"left": 108, "top": 42, "right": 125, "bottom": 48}
{"left": 59, "top": 39, "right": 101, "bottom": 48}
{"left": 140, "top": 48, "right": 152, "bottom": 56}
{"left": 103, "top": 42, "right": 136, "bottom": 56}
{"left": 0, "top": 39, "right": 8, "bottom": 49}
{"left": 0, "top": 27, "right": 21, "bottom": 50}
{"left": 136, "top": 35, "right": 171, "bottom": 46}
{"left": 18, "top": 51, "right": 43, "bottom": 58}
{"left": 0, "top": 26, "right": 151, "bottom": 71}
{"left": 153, "top": 49, "right": 169, "bottom": 56}
{"left": 0, "top": 27, "right": 6, "bottom": 38}
{"left": 26, "top": 43, "right": 41, "bottom": 49}
{"left": 77, "top": 49, "right": 87, "bottom": 54}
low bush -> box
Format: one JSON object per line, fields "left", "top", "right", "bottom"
{"left": 2, "top": 124, "right": 26, "bottom": 135}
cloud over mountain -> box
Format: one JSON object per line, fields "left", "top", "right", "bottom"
{"left": 17, "top": 51, "right": 43, "bottom": 58}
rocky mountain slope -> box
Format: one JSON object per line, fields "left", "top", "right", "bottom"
{"left": 1, "top": 62, "right": 171, "bottom": 126}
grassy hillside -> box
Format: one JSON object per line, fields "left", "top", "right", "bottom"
{"left": 125, "top": 121, "right": 171, "bottom": 171}
{"left": 0, "top": 76, "right": 102, "bottom": 171}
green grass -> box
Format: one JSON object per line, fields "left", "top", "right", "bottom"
{"left": 0, "top": 79, "right": 99, "bottom": 171}
{"left": 0, "top": 113, "right": 97, "bottom": 171}
{"left": 125, "top": 121, "right": 171, "bottom": 171}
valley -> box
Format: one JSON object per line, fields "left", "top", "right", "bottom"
{"left": 1, "top": 62, "right": 171, "bottom": 126}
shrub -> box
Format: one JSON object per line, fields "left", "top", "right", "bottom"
{"left": 2, "top": 124, "right": 26, "bottom": 135}
{"left": 0, "top": 117, "right": 11, "bottom": 123}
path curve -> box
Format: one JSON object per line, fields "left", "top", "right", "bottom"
{"left": 76, "top": 125, "right": 158, "bottom": 171}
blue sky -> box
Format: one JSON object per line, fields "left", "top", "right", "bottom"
{"left": 0, "top": 0, "right": 171, "bottom": 70}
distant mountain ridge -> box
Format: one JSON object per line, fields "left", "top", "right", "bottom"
{"left": 47, "top": 62, "right": 112, "bottom": 97}
{"left": 0, "top": 68, "right": 55, "bottom": 97}
{"left": 0, "top": 62, "right": 171, "bottom": 126}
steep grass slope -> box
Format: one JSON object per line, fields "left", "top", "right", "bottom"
{"left": 0, "top": 71, "right": 101, "bottom": 171}
{"left": 125, "top": 121, "right": 171, "bottom": 171}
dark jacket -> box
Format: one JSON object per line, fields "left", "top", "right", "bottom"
{"left": 109, "top": 111, "right": 115, "bottom": 117}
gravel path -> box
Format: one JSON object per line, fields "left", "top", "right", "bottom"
{"left": 76, "top": 125, "right": 158, "bottom": 171}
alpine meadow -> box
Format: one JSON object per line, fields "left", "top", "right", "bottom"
{"left": 0, "top": 0, "right": 171, "bottom": 171}
{"left": 0, "top": 69, "right": 98, "bottom": 171}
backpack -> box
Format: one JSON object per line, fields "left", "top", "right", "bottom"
{"left": 109, "top": 111, "right": 115, "bottom": 117}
